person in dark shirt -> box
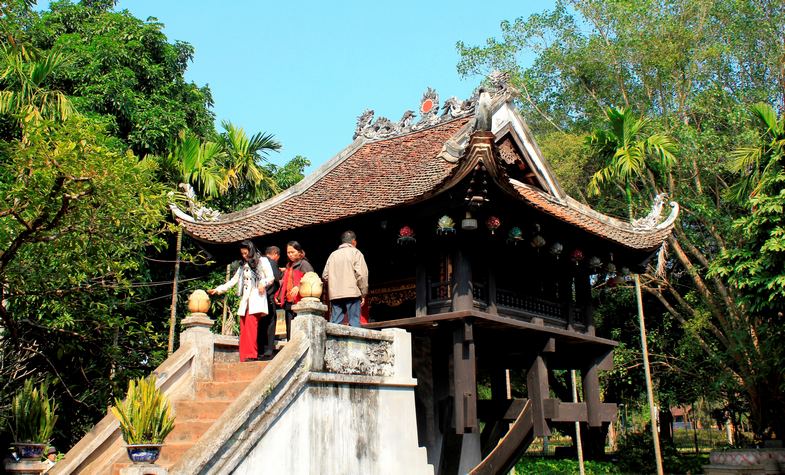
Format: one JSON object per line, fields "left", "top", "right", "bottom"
{"left": 260, "top": 246, "right": 283, "bottom": 358}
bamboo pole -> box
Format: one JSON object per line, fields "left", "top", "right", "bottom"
{"left": 635, "top": 274, "right": 664, "bottom": 475}
{"left": 571, "top": 369, "right": 586, "bottom": 475}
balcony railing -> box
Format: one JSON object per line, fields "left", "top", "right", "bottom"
{"left": 425, "top": 280, "right": 586, "bottom": 330}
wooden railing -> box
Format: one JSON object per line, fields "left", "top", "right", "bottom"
{"left": 425, "top": 280, "right": 586, "bottom": 329}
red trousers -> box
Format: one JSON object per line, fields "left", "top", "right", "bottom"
{"left": 239, "top": 309, "right": 261, "bottom": 362}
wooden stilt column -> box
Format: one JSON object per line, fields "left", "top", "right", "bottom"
{"left": 575, "top": 271, "right": 594, "bottom": 335}
{"left": 451, "top": 248, "right": 473, "bottom": 312}
{"left": 527, "top": 338, "right": 554, "bottom": 437}
{"left": 453, "top": 320, "right": 478, "bottom": 434}
{"left": 582, "top": 359, "right": 602, "bottom": 428}
{"left": 416, "top": 261, "right": 427, "bottom": 317}
{"left": 453, "top": 319, "right": 480, "bottom": 474}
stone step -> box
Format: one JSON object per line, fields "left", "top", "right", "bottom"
{"left": 195, "top": 380, "right": 249, "bottom": 400}
{"left": 157, "top": 442, "right": 193, "bottom": 466}
{"left": 165, "top": 420, "right": 215, "bottom": 443}
{"left": 174, "top": 400, "right": 231, "bottom": 421}
{"left": 212, "top": 361, "right": 267, "bottom": 382}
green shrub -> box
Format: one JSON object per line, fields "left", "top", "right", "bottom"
{"left": 616, "top": 431, "right": 707, "bottom": 474}
{"left": 516, "top": 456, "right": 621, "bottom": 474}
{"left": 10, "top": 380, "right": 58, "bottom": 444}
{"left": 111, "top": 376, "right": 175, "bottom": 445}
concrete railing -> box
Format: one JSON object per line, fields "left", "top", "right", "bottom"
{"left": 171, "top": 314, "right": 432, "bottom": 475}
{"left": 51, "top": 306, "right": 216, "bottom": 474}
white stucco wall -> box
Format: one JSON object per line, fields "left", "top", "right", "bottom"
{"left": 232, "top": 327, "right": 432, "bottom": 475}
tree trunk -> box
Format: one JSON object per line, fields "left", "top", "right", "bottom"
{"left": 167, "top": 226, "right": 182, "bottom": 355}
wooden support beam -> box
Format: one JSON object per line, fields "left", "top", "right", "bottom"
{"left": 526, "top": 347, "right": 551, "bottom": 437}
{"left": 543, "top": 399, "right": 617, "bottom": 422}
{"left": 453, "top": 320, "right": 478, "bottom": 434}
{"left": 582, "top": 359, "right": 602, "bottom": 427}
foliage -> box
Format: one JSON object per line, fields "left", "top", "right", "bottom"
{"left": 616, "top": 431, "right": 706, "bottom": 474}
{"left": 25, "top": 0, "right": 215, "bottom": 155}
{"left": 457, "top": 0, "right": 785, "bottom": 440}
{"left": 710, "top": 103, "right": 785, "bottom": 436}
{"left": 515, "top": 456, "right": 619, "bottom": 474}
{"left": 10, "top": 379, "right": 58, "bottom": 443}
{"left": 110, "top": 375, "right": 174, "bottom": 445}
{"left": 714, "top": 103, "right": 785, "bottom": 312}
{"left": 0, "top": 44, "right": 74, "bottom": 133}
{"left": 586, "top": 106, "right": 677, "bottom": 214}
{"left": 0, "top": 115, "right": 169, "bottom": 445}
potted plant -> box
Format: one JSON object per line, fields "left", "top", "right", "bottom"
{"left": 10, "top": 380, "right": 58, "bottom": 459}
{"left": 111, "top": 375, "right": 175, "bottom": 464}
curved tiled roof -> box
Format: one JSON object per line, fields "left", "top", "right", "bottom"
{"left": 174, "top": 101, "right": 678, "bottom": 252}
{"left": 176, "top": 117, "right": 472, "bottom": 244}
{"left": 509, "top": 181, "right": 678, "bottom": 251}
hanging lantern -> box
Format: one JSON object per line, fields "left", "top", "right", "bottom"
{"left": 397, "top": 225, "right": 416, "bottom": 245}
{"left": 507, "top": 226, "right": 524, "bottom": 244}
{"left": 530, "top": 223, "right": 546, "bottom": 249}
{"left": 570, "top": 248, "right": 584, "bottom": 265}
{"left": 531, "top": 235, "right": 546, "bottom": 249}
{"left": 550, "top": 242, "right": 564, "bottom": 258}
{"left": 461, "top": 211, "right": 478, "bottom": 230}
{"left": 621, "top": 266, "right": 631, "bottom": 276}
{"left": 436, "top": 215, "right": 456, "bottom": 235}
{"left": 588, "top": 256, "right": 602, "bottom": 271}
{"left": 486, "top": 216, "right": 501, "bottom": 235}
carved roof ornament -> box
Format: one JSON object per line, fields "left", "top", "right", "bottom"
{"left": 442, "top": 96, "right": 476, "bottom": 119}
{"left": 354, "top": 109, "right": 375, "bottom": 139}
{"left": 632, "top": 193, "right": 672, "bottom": 230}
{"left": 474, "top": 88, "right": 493, "bottom": 132}
{"left": 353, "top": 87, "right": 481, "bottom": 141}
{"left": 169, "top": 183, "right": 221, "bottom": 222}
{"left": 412, "top": 87, "right": 441, "bottom": 130}
{"left": 488, "top": 70, "right": 512, "bottom": 93}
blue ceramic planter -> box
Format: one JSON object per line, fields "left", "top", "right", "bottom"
{"left": 126, "top": 444, "right": 162, "bottom": 464}
{"left": 12, "top": 442, "right": 46, "bottom": 460}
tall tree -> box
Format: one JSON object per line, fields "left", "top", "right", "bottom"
{"left": 457, "top": 0, "right": 785, "bottom": 440}
{"left": 585, "top": 106, "right": 677, "bottom": 473}
{"left": 711, "top": 104, "right": 785, "bottom": 439}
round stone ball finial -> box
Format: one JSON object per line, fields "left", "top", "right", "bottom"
{"left": 299, "top": 272, "right": 323, "bottom": 299}
{"left": 188, "top": 289, "right": 211, "bottom": 314}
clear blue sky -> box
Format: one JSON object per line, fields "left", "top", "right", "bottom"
{"left": 44, "top": 1, "right": 556, "bottom": 170}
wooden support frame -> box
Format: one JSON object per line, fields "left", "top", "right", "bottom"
{"left": 453, "top": 320, "right": 478, "bottom": 434}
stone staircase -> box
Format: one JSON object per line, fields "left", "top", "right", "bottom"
{"left": 109, "top": 361, "right": 267, "bottom": 475}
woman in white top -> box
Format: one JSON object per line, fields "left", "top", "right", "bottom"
{"left": 208, "top": 240, "right": 274, "bottom": 361}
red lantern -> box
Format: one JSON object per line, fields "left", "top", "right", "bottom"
{"left": 486, "top": 216, "right": 501, "bottom": 235}
{"left": 397, "top": 225, "right": 416, "bottom": 245}
{"left": 570, "top": 248, "right": 584, "bottom": 265}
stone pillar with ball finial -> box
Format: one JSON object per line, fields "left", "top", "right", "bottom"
{"left": 180, "top": 289, "right": 215, "bottom": 381}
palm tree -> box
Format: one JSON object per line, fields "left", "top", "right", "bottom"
{"left": 218, "top": 120, "right": 282, "bottom": 204}
{"left": 161, "top": 131, "right": 228, "bottom": 198}
{"left": 585, "top": 106, "right": 678, "bottom": 475}
{"left": 587, "top": 106, "right": 677, "bottom": 219}
{"left": 0, "top": 45, "right": 74, "bottom": 131}
{"left": 728, "top": 102, "right": 785, "bottom": 200}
